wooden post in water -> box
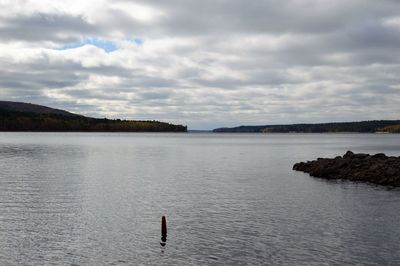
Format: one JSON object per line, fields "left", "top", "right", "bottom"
{"left": 160, "top": 215, "right": 167, "bottom": 246}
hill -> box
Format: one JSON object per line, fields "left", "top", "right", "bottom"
{"left": 0, "top": 101, "right": 79, "bottom": 117}
{"left": 213, "top": 120, "right": 400, "bottom": 133}
{"left": 0, "top": 101, "right": 187, "bottom": 132}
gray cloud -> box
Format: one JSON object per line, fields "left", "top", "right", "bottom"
{"left": 0, "top": 13, "right": 96, "bottom": 43}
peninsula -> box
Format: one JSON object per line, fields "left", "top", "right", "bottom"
{"left": 0, "top": 101, "right": 187, "bottom": 132}
{"left": 293, "top": 151, "right": 400, "bottom": 187}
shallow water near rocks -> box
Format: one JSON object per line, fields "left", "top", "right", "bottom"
{"left": 0, "top": 132, "right": 400, "bottom": 265}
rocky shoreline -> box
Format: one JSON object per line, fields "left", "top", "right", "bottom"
{"left": 293, "top": 151, "right": 400, "bottom": 187}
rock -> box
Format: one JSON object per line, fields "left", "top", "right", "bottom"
{"left": 293, "top": 151, "right": 400, "bottom": 187}
{"left": 343, "top": 151, "right": 354, "bottom": 159}
{"left": 386, "top": 167, "right": 397, "bottom": 176}
{"left": 372, "top": 153, "right": 387, "bottom": 159}
{"left": 354, "top": 153, "right": 369, "bottom": 159}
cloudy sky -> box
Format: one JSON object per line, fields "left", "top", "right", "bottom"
{"left": 0, "top": 0, "right": 399, "bottom": 129}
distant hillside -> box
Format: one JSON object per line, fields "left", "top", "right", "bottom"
{"left": 0, "top": 101, "right": 187, "bottom": 132}
{"left": 0, "top": 101, "right": 79, "bottom": 117}
{"left": 213, "top": 120, "right": 400, "bottom": 133}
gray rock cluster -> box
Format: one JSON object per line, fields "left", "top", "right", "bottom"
{"left": 293, "top": 151, "right": 400, "bottom": 187}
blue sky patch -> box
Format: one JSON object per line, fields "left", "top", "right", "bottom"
{"left": 132, "top": 38, "right": 144, "bottom": 46}
{"left": 58, "top": 37, "right": 119, "bottom": 53}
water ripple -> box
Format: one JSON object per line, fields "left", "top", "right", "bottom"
{"left": 0, "top": 133, "right": 400, "bottom": 265}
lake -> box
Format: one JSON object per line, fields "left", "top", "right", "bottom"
{"left": 0, "top": 133, "right": 400, "bottom": 265}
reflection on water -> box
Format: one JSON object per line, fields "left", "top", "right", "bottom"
{"left": 0, "top": 132, "right": 400, "bottom": 265}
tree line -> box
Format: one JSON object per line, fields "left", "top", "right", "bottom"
{"left": 213, "top": 120, "right": 400, "bottom": 133}
{"left": 0, "top": 110, "right": 187, "bottom": 132}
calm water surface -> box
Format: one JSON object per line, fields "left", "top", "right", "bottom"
{"left": 0, "top": 133, "right": 399, "bottom": 265}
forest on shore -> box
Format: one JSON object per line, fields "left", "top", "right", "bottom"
{"left": 213, "top": 120, "right": 400, "bottom": 133}
{"left": 0, "top": 102, "right": 187, "bottom": 132}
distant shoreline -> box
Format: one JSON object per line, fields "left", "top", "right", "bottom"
{"left": 212, "top": 131, "right": 398, "bottom": 134}
{"left": 213, "top": 120, "right": 400, "bottom": 133}
{"left": 1, "top": 131, "right": 399, "bottom": 135}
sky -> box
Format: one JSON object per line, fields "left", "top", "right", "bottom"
{"left": 0, "top": 0, "right": 399, "bottom": 129}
